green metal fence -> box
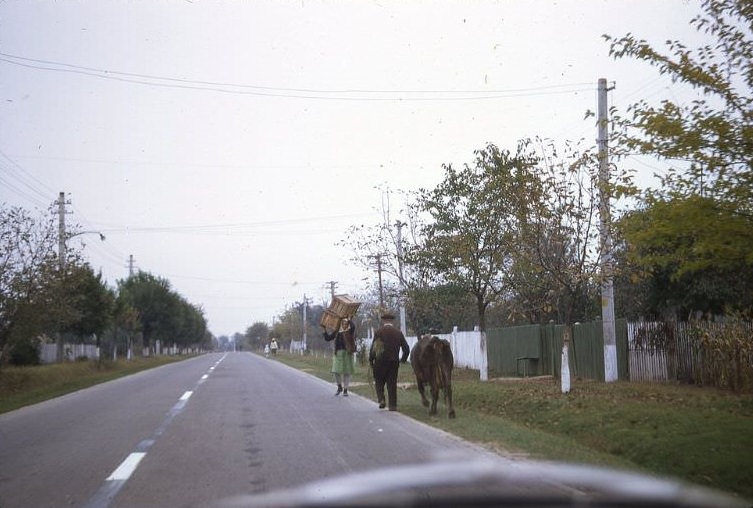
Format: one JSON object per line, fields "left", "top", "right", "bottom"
{"left": 487, "top": 319, "right": 629, "bottom": 381}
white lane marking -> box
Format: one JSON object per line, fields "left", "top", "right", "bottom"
{"left": 201, "top": 374, "right": 209, "bottom": 380}
{"left": 85, "top": 354, "right": 229, "bottom": 508}
{"left": 106, "top": 452, "right": 146, "bottom": 481}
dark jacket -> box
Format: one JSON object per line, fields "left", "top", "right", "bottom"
{"left": 324, "top": 320, "right": 356, "bottom": 353}
{"left": 370, "top": 323, "right": 409, "bottom": 364}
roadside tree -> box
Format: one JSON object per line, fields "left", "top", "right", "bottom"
{"left": 117, "top": 271, "right": 207, "bottom": 352}
{"left": 244, "top": 322, "right": 270, "bottom": 351}
{"left": 0, "top": 205, "right": 60, "bottom": 365}
{"left": 405, "top": 142, "right": 541, "bottom": 332}
{"left": 606, "top": 0, "right": 753, "bottom": 315}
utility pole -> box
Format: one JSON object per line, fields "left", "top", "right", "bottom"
{"left": 327, "top": 280, "right": 338, "bottom": 299}
{"left": 395, "top": 221, "right": 407, "bottom": 334}
{"left": 55, "top": 191, "right": 71, "bottom": 363}
{"left": 376, "top": 254, "right": 384, "bottom": 311}
{"left": 128, "top": 254, "right": 135, "bottom": 277}
{"left": 598, "top": 78, "right": 618, "bottom": 383}
{"left": 57, "top": 191, "right": 69, "bottom": 271}
{"left": 369, "top": 254, "right": 385, "bottom": 311}
{"left": 302, "top": 293, "right": 311, "bottom": 353}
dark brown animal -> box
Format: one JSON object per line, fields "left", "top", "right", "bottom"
{"left": 410, "top": 334, "right": 456, "bottom": 418}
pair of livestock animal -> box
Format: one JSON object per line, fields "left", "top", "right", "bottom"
{"left": 410, "top": 334, "right": 456, "bottom": 419}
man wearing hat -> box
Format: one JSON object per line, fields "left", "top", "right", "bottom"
{"left": 369, "top": 311, "right": 410, "bottom": 411}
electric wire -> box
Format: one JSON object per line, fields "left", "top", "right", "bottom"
{"left": 0, "top": 51, "right": 594, "bottom": 101}
{"left": 0, "top": 150, "right": 55, "bottom": 208}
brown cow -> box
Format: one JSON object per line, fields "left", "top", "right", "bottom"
{"left": 410, "top": 334, "right": 456, "bottom": 418}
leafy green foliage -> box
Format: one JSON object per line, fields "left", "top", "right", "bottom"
{"left": 406, "top": 283, "right": 478, "bottom": 334}
{"left": 59, "top": 264, "right": 116, "bottom": 339}
{"left": 0, "top": 205, "right": 61, "bottom": 364}
{"left": 605, "top": 0, "right": 753, "bottom": 206}
{"left": 117, "top": 271, "right": 207, "bottom": 350}
{"left": 244, "top": 321, "right": 270, "bottom": 350}
{"left": 619, "top": 196, "right": 753, "bottom": 316}
{"left": 606, "top": 0, "right": 753, "bottom": 316}
{"left": 406, "top": 143, "right": 541, "bottom": 330}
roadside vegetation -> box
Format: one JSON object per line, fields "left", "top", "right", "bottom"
{"left": 0, "top": 355, "right": 187, "bottom": 414}
{"left": 1, "top": 2, "right": 751, "bottom": 502}
{"left": 273, "top": 350, "right": 753, "bottom": 501}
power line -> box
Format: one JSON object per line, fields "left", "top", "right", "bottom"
{"left": 0, "top": 51, "right": 594, "bottom": 101}
{"left": 91, "top": 212, "right": 372, "bottom": 235}
{"left": 0, "top": 150, "right": 55, "bottom": 208}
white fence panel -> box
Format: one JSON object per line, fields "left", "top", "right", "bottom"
{"left": 360, "top": 328, "right": 484, "bottom": 372}
{"left": 40, "top": 343, "right": 99, "bottom": 363}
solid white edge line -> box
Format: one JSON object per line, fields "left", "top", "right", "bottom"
{"left": 106, "top": 452, "right": 146, "bottom": 481}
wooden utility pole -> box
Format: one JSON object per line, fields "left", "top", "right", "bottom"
{"left": 598, "top": 78, "right": 618, "bottom": 383}
{"left": 327, "top": 280, "right": 338, "bottom": 299}
{"left": 369, "top": 254, "right": 385, "bottom": 311}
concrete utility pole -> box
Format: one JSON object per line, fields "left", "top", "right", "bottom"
{"left": 395, "top": 221, "right": 407, "bottom": 335}
{"left": 302, "top": 293, "right": 311, "bottom": 352}
{"left": 598, "top": 78, "right": 618, "bottom": 383}
{"left": 54, "top": 192, "right": 106, "bottom": 362}
{"left": 128, "top": 254, "right": 135, "bottom": 277}
{"left": 57, "top": 191, "right": 68, "bottom": 271}
{"left": 56, "top": 192, "right": 69, "bottom": 363}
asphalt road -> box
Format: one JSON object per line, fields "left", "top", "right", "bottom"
{"left": 0, "top": 352, "right": 509, "bottom": 508}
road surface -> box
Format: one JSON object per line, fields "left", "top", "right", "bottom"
{"left": 0, "top": 352, "right": 508, "bottom": 508}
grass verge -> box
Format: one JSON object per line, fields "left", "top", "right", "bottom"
{"left": 0, "top": 356, "right": 188, "bottom": 414}
{"left": 272, "top": 350, "right": 753, "bottom": 501}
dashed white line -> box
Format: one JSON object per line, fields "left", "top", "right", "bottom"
{"left": 106, "top": 452, "right": 146, "bottom": 481}
{"left": 83, "top": 354, "right": 228, "bottom": 508}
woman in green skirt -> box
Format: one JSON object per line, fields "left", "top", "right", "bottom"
{"left": 322, "top": 317, "right": 356, "bottom": 396}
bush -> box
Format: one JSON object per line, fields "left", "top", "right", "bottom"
{"left": 9, "top": 337, "right": 41, "bottom": 366}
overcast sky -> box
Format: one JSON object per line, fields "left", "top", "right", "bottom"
{"left": 1, "top": 1, "right": 708, "bottom": 337}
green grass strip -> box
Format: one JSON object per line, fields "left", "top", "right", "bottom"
{"left": 272, "top": 350, "right": 753, "bottom": 501}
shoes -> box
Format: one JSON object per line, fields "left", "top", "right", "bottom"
{"left": 378, "top": 400, "right": 386, "bottom": 409}
{"left": 335, "top": 385, "right": 343, "bottom": 396}
{"left": 343, "top": 389, "right": 349, "bottom": 397}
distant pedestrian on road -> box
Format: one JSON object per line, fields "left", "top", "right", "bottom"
{"left": 322, "top": 317, "right": 356, "bottom": 396}
{"left": 270, "top": 338, "right": 279, "bottom": 356}
{"left": 369, "top": 311, "right": 409, "bottom": 411}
